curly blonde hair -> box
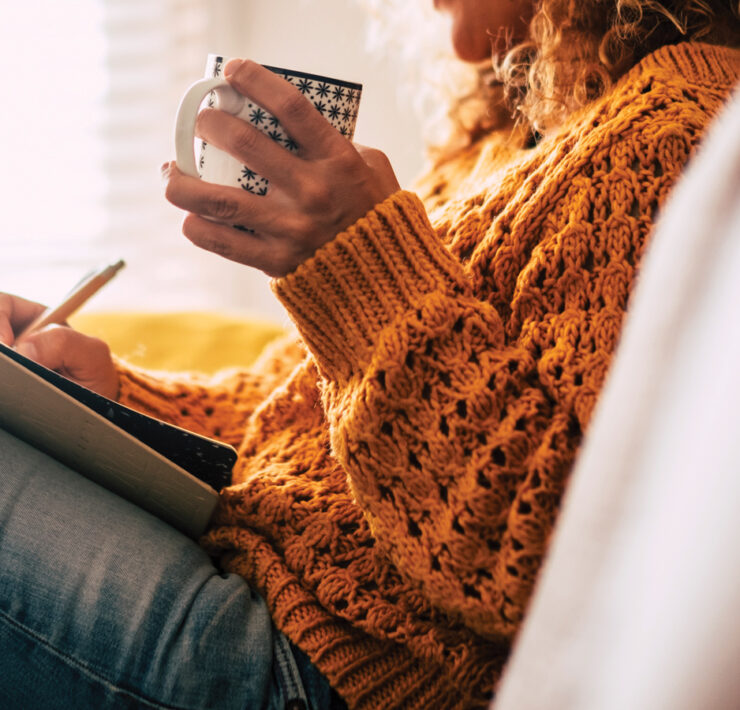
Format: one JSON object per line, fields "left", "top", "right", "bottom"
{"left": 462, "top": 0, "right": 740, "bottom": 145}
{"left": 358, "top": 0, "right": 738, "bottom": 159}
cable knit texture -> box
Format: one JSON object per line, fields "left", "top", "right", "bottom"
{"left": 116, "top": 43, "right": 738, "bottom": 709}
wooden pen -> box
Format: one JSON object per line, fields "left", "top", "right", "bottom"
{"left": 19, "top": 259, "right": 126, "bottom": 338}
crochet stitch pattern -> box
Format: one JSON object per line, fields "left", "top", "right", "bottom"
{"left": 117, "top": 43, "right": 738, "bottom": 709}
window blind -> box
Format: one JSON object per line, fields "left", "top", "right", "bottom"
{"left": 0, "top": 0, "right": 107, "bottom": 298}
{"left": 0, "top": 0, "right": 281, "bottom": 317}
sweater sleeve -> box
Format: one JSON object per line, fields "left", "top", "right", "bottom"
{"left": 271, "top": 49, "right": 735, "bottom": 636}
{"left": 115, "top": 332, "right": 306, "bottom": 448}
{"left": 273, "top": 191, "right": 566, "bottom": 638}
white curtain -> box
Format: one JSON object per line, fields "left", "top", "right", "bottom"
{"left": 0, "top": 0, "right": 282, "bottom": 317}
{"left": 0, "top": 1, "right": 107, "bottom": 292}
{"left": 101, "top": 0, "right": 209, "bottom": 250}
{"left": 99, "top": 0, "right": 217, "bottom": 312}
{"left": 1, "top": 0, "right": 424, "bottom": 322}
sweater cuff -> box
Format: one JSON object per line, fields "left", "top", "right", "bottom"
{"left": 272, "top": 190, "right": 467, "bottom": 384}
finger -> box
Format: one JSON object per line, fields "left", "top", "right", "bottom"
{"left": 182, "top": 213, "right": 299, "bottom": 278}
{"left": 0, "top": 310, "right": 12, "bottom": 346}
{"left": 224, "top": 60, "right": 340, "bottom": 156}
{"left": 0, "top": 293, "right": 47, "bottom": 345}
{"left": 165, "top": 164, "right": 274, "bottom": 230}
{"left": 16, "top": 325, "right": 118, "bottom": 398}
{"left": 196, "top": 108, "right": 301, "bottom": 186}
{"left": 15, "top": 324, "right": 78, "bottom": 372}
{"left": 355, "top": 143, "right": 393, "bottom": 173}
{"left": 16, "top": 324, "right": 90, "bottom": 373}
{"left": 355, "top": 144, "right": 401, "bottom": 188}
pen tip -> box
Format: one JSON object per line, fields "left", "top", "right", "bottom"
{"left": 112, "top": 259, "right": 126, "bottom": 272}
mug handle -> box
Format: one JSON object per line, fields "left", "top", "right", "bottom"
{"left": 174, "top": 77, "right": 246, "bottom": 177}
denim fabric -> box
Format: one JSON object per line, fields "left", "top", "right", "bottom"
{"left": 0, "top": 427, "right": 334, "bottom": 709}
{"left": 288, "top": 643, "right": 348, "bottom": 710}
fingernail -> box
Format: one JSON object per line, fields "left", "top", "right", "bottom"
{"left": 16, "top": 341, "right": 38, "bottom": 361}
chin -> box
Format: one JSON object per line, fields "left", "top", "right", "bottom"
{"left": 452, "top": 34, "right": 492, "bottom": 63}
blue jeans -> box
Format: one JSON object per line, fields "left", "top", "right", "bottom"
{"left": 0, "top": 427, "right": 341, "bottom": 709}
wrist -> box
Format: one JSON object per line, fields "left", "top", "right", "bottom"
{"left": 273, "top": 190, "right": 468, "bottom": 383}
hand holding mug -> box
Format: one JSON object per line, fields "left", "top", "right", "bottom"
{"left": 164, "top": 58, "right": 400, "bottom": 277}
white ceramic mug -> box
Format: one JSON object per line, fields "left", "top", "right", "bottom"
{"left": 175, "top": 54, "right": 362, "bottom": 195}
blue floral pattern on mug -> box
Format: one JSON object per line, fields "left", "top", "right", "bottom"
{"left": 198, "top": 55, "right": 362, "bottom": 196}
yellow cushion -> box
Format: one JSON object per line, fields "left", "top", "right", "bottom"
{"left": 70, "top": 311, "right": 286, "bottom": 375}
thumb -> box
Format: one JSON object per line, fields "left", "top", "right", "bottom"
{"left": 16, "top": 325, "right": 75, "bottom": 372}
{"left": 16, "top": 325, "right": 118, "bottom": 399}
{"left": 354, "top": 143, "right": 391, "bottom": 170}
{"left": 354, "top": 143, "right": 400, "bottom": 191}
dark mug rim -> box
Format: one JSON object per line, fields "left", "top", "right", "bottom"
{"left": 210, "top": 56, "right": 362, "bottom": 92}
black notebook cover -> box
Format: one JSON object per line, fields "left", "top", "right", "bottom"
{"left": 0, "top": 342, "right": 242, "bottom": 537}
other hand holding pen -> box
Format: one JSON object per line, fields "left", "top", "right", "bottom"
{"left": 0, "top": 292, "right": 119, "bottom": 400}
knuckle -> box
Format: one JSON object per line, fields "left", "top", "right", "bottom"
{"left": 282, "top": 213, "right": 312, "bottom": 240}
{"left": 204, "top": 237, "right": 234, "bottom": 260}
{"left": 208, "top": 195, "right": 241, "bottom": 222}
{"left": 231, "top": 124, "right": 260, "bottom": 157}
{"left": 300, "top": 180, "right": 332, "bottom": 212}
{"left": 236, "top": 59, "right": 261, "bottom": 85}
{"left": 182, "top": 215, "right": 234, "bottom": 260}
{"left": 278, "top": 91, "right": 309, "bottom": 123}
{"left": 88, "top": 335, "right": 112, "bottom": 360}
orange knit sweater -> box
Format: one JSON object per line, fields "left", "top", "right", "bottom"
{"left": 117, "top": 43, "right": 739, "bottom": 709}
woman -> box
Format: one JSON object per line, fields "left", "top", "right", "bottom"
{"left": 1, "top": 1, "right": 738, "bottom": 708}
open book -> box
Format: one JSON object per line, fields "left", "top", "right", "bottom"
{"left": 0, "top": 342, "right": 237, "bottom": 538}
